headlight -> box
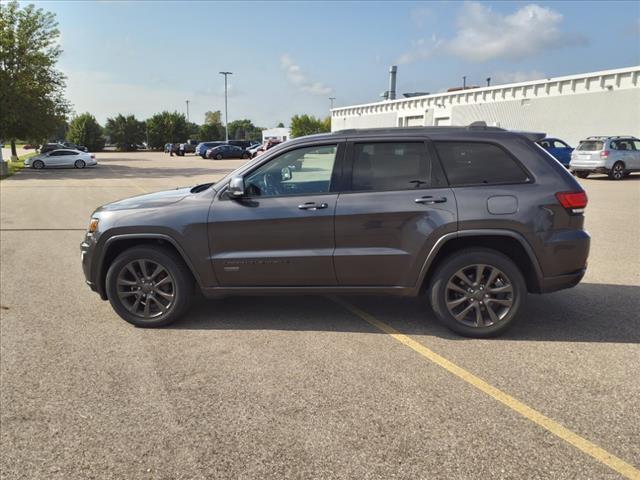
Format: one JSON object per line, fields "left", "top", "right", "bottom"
{"left": 88, "top": 218, "right": 99, "bottom": 233}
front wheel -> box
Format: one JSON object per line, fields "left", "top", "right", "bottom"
{"left": 105, "top": 246, "right": 194, "bottom": 327}
{"left": 242, "top": 152, "right": 249, "bottom": 159}
{"left": 215, "top": 153, "right": 223, "bottom": 160}
{"left": 32, "top": 160, "right": 45, "bottom": 169}
{"left": 608, "top": 162, "right": 625, "bottom": 180}
{"left": 429, "top": 248, "right": 526, "bottom": 337}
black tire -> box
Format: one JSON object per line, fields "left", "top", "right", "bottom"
{"left": 574, "top": 171, "right": 589, "bottom": 179}
{"left": 215, "top": 153, "right": 223, "bottom": 160}
{"left": 32, "top": 160, "right": 45, "bottom": 169}
{"left": 74, "top": 159, "right": 86, "bottom": 169}
{"left": 105, "top": 245, "right": 194, "bottom": 327}
{"left": 242, "top": 152, "right": 249, "bottom": 159}
{"left": 608, "top": 161, "right": 625, "bottom": 180}
{"left": 429, "top": 248, "right": 526, "bottom": 338}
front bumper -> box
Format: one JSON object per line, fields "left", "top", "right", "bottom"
{"left": 81, "top": 235, "right": 105, "bottom": 298}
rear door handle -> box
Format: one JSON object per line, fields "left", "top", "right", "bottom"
{"left": 298, "top": 202, "right": 328, "bottom": 210}
{"left": 415, "top": 196, "right": 447, "bottom": 205}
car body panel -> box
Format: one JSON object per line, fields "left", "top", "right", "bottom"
{"left": 82, "top": 126, "right": 590, "bottom": 302}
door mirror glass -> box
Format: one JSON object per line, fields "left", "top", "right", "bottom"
{"left": 228, "top": 176, "right": 245, "bottom": 197}
{"left": 281, "top": 167, "right": 292, "bottom": 181}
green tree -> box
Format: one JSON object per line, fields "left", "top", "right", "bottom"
{"left": 105, "top": 114, "right": 145, "bottom": 151}
{"left": 67, "top": 113, "right": 105, "bottom": 151}
{"left": 276, "top": 122, "right": 285, "bottom": 128}
{"left": 0, "top": 1, "right": 70, "bottom": 159}
{"left": 289, "top": 114, "right": 331, "bottom": 138}
{"left": 199, "top": 123, "right": 223, "bottom": 141}
{"left": 144, "top": 111, "right": 189, "bottom": 149}
{"left": 227, "top": 119, "right": 262, "bottom": 142}
{"left": 204, "top": 110, "right": 222, "bottom": 125}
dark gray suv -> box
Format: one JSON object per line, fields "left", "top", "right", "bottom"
{"left": 81, "top": 125, "right": 590, "bottom": 337}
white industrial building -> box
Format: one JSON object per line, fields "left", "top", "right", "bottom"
{"left": 262, "top": 127, "right": 290, "bottom": 142}
{"left": 331, "top": 66, "right": 640, "bottom": 146}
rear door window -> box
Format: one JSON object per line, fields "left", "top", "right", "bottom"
{"left": 350, "top": 142, "right": 435, "bottom": 191}
{"left": 434, "top": 142, "right": 529, "bottom": 186}
{"left": 577, "top": 141, "right": 603, "bottom": 151}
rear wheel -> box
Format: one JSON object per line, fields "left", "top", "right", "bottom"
{"left": 609, "top": 162, "right": 625, "bottom": 180}
{"left": 105, "top": 246, "right": 194, "bottom": 327}
{"left": 32, "top": 160, "right": 45, "bottom": 169}
{"left": 574, "top": 171, "right": 589, "bottom": 179}
{"left": 74, "top": 159, "right": 86, "bottom": 169}
{"left": 429, "top": 248, "right": 526, "bottom": 337}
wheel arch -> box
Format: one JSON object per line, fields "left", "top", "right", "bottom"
{"left": 96, "top": 234, "right": 201, "bottom": 299}
{"left": 417, "top": 230, "right": 543, "bottom": 295}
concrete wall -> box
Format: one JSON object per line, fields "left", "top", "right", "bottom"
{"left": 331, "top": 66, "right": 640, "bottom": 146}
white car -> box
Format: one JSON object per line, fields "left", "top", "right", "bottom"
{"left": 25, "top": 149, "right": 97, "bottom": 169}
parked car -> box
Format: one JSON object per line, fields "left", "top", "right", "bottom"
{"left": 206, "top": 144, "right": 250, "bottom": 160}
{"left": 177, "top": 139, "right": 199, "bottom": 156}
{"left": 569, "top": 136, "right": 640, "bottom": 180}
{"left": 228, "top": 140, "right": 254, "bottom": 149}
{"left": 195, "top": 141, "right": 225, "bottom": 158}
{"left": 81, "top": 123, "right": 590, "bottom": 337}
{"left": 537, "top": 137, "right": 572, "bottom": 167}
{"left": 247, "top": 143, "right": 263, "bottom": 158}
{"left": 39, "top": 143, "right": 67, "bottom": 154}
{"left": 62, "top": 142, "right": 89, "bottom": 152}
{"left": 25, "top": 149, "right": 97, "bottom": 169}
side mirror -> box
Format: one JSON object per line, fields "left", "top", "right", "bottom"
{"left": 228, "top": 176, "right": 245, "bottom": 198}
{"left": 281, "top": 167, "right": 292, "bottom": 181}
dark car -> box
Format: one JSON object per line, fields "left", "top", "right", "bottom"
{"left": 195, "top": 141, "right": 225, "bottom": 158}
{"left": 40, "top": 143, "right": 67, "bottom": 154}
{"left": 62, "top": 141, "right": 89, "bottom": 152}
{"left": 176, "top": 139, "right": 199, "bottom": 156}
{"left": 206, "top": 144, "right": 250, "bottom": 160}
{"left": 537, "top": 137, "right": 572, "bottom": 167}
{"left": 81, "top": 123, "right": 589, "bottom": 337}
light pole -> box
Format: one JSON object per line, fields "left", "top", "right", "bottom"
{"left": 185, "top": 99, "right": 190, "bottom": 123}
{"left": 329, "top": 97, "right": 336, "bottom": 110}
{"left": 219, "top": 71, "right": 232, "bottom": 142}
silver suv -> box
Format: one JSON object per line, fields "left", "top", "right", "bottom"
{"left": 569, "top": 136, "right": 640, "bottom": 180}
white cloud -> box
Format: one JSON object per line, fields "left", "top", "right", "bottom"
{"left": 410, "top": 6, "right": 435, "bottom": 29}
{"left": 280, "top": 54, "right": 333, "bottom": 96}
{"left": 399, "top": 2, "right": 587, "bottom": 64}
{"left": 492, "top": 70, "right": 546, "bottom": 84}
{"left": 398, "top": 35, "right": 442, "bottom": 64}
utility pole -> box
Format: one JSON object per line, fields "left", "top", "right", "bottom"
{"left": 463, "top": 76, "right": 467, "bottom": 89}
{"left": 486, "top": 77, "right": 491, "bottom": 87}
{"left": 185, "top": 99, "right": 190, "bottom": 122}
{"left": 329, "top": 97, "right": 336, "bottom": 110}
{"left": 219, "top": 71, "right": 232, "bottom": 143}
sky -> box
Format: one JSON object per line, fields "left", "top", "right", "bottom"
{"left": 33, "top": 0, "right": 640, "bottom": 127}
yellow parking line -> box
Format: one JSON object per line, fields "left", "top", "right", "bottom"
{"left": 330, "top": 296, "right": 640, "bottom": 480}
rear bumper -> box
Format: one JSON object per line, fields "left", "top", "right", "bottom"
{"left": 539, "top": 268, "right": 586, "bottom": 293}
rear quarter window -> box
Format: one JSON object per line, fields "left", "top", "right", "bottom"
{"left": 434, "top": 142, "right": 529, "bottom": 186}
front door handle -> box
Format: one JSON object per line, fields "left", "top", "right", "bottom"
{"left": 415, "top": 196, "right": 447, "bottom": 205}
{"left": 298, "top": 202, "right": 329, "bottom": 210}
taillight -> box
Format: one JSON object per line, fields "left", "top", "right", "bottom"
{"left": 600, "top": 150, "right": 609, "bottom": 158}
{"left": 556, "top": 191, "right": 588, "bottom": 214}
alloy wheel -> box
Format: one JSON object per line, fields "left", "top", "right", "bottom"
{"left": 116, "top": 259, "right": 175, "bottom": 319}
{"left": 445, "top": 264, "right": 514, "bottom": 328}
{"left": 612, "top": 163, "right": 624, "bottom": 180}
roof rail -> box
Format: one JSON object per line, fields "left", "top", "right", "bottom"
{"left": 467, "top": 121, "right": 506, "bottom": 131}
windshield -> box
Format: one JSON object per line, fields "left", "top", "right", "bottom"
{"left": 577, "top": 141, "right": 603, "bottom": 151}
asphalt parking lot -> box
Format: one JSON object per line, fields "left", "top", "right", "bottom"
{"left": 1, "top": 151, "right": 639, "bottom": 479}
